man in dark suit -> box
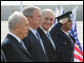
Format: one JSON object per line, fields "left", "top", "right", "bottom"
{"left": 23, "top": 6, "right": 49, "bottom": 62}
{"left": 50, "top": 11, "right": 75, "bottom": 62}
{"left": 1, "top": 11, "right": 34, "bottom": 62}
{"left": 37, "top": 9, "right": 68, "bottom": 62}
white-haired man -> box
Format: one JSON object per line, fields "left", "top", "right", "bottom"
{"left": 1, "top": 11, "right": 34, "bottom": 62}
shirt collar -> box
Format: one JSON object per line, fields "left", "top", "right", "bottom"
{"left": 30, "top": 27, "right": 38, "bottom": 36}
{"left": 61, "top": 30, "right": 69, "bottom": 36}
{"left": 40, "top": 27, "right": 48, "bottom": 34}
{"left": 40, "top": 27, "right": 50, "bottom": 35}
{"left": 8, "top": 32, "right": 21, "bottom": 43}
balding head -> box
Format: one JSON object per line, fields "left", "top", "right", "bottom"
{"left": 8, "top": 11, "right": 29, "bottom": 39}
{"left": 41, "top": 9, "right": 55, "bottom": 31}
{"left": 8, "top": 11, "right": 25, "bottom": 30}
{"left": 41, "top": 9, "right": 55, "bottom": 19}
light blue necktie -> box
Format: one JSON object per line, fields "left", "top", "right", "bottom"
{"left": 20, "top": 40, "right": 32, "bottom": 56}
{"left": 46, "top": 32, "right": 56, "bottom": 50}
{"left": 36, "top": 32, "right": 46, "bottom": 54}
{"left": 20, "top": 40, "right": 27, "bottom": 51}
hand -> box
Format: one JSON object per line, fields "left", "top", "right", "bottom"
{"left": 59, "top": 18, "right": 69, "bottom": 24}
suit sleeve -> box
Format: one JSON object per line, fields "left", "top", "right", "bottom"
{"left": 50, "top": 22, "right": 63, "bottom": 34}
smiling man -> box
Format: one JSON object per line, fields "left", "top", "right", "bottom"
{"left": 37, "top": 9, "right": 69, "bottom": 62}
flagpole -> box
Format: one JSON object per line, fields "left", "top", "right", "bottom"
{"left": 20, "top": 1, "right": 23, "bottom": 12}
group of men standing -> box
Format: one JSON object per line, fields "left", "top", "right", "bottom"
{"left": 1, "top": 6, "right": 75, "bottom": 62}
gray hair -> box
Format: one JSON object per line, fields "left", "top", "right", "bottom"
{"left": 8, "top": 11, "right": 23, "bottom": 30}
{"left": 41, "top": 9, "right": 55, "bottom": 18}
{"left": 23, "top": 6, "right": 41, "bottom": 18}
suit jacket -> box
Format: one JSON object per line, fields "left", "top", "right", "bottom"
{"left": 23, "top": 30, "right": 49, "bottom": 62}
{"left": 1, "top": 34, "right": 34, "bottom": 62}
{"left": 37, "top": 22, "right": 63, "bottom": 62}
{"left": 1, "top": 49, "right": 7, "bottom": 62}
{"left": 50, "top": 27, "right": 75, "bottom": 62}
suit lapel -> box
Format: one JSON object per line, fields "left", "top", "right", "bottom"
{"left": 7, "top": 34, "right": 32, "bottom": 58}
{"left": 37, "top": 28, "right": 56, "bottom": 52}
{"left": 69, "top": 34, "right": 75, "bottom": 43}
{"left": 18, "top": 43, "right": 32, "bottom": 57}
{"left": 28, "top": 31, "right": 38, "bottom": 41}
{"left": 28, "top": 31, "right": 40, "bottom": 44}
{"left": 59, "top": 30, "right": 74, "bottom": 50}
{"left": 28, "top": 31, "right": 46, "bottom": 54}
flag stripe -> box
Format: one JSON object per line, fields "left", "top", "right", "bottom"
{"left": 74, "top": 54, "right": 83, "bottom": 62}
{"left": 74, "top": 50, "right": 83, "bottom": 59}
{"left": 74, "top": 58, "right": 80, "bottom": 62}
{"left": 74, "top": 45, "right": 83, "bottom": 56}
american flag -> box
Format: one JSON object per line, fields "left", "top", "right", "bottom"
{"left": 69, "top": 6, "right": 83, "bottom": 62}
{"left": 54, "top": 7, "right": 59, "bottom": 24}
{"left": 54, "top": 6, "right": 83, "bottom": 62}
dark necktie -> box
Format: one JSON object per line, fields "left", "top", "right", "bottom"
{"left": 67, "top": 35, "right": 74, "bottom": 51}
{"left": 67, "top": 35, "right": 74, "bottom": 61}
{"left": 68, "top": 35, "right": 74, "bottom": 45}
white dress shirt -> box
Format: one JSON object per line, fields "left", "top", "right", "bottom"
{"left": 62, "top": 30, "right": 69, "bottom": 36}
{"left": 8, "top": 32, "right": 21, "bottom": 43}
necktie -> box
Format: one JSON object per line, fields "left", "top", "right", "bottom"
{"left": 68, "top": 35, "right": 74, "bottom": 44}
{"left": 36, "top": 32, "right": 46, "bottom": 54}
{"left": 46, "top": 32, "right": 56, "bottom": 50}
{"left": 20, "top": 40, "right": 27, "bottom": 51}
{"left": 67, "top": 35, "right": 74, "bottom": 61}
{"left": 68, "top": 35, "right": 74, "bottom": 50}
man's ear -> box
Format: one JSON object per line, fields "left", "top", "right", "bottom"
{"left": 14, "top": 23, "right": 19, "bottom": 31}
{"left": 27, "top": 17, "right": 32, "bottom": 22}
